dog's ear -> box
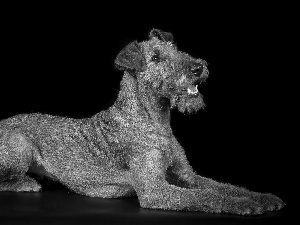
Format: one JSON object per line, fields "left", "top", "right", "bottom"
{"left": 115, "top": 41, "right": 146, "bottom": 72}
{"left": 149, "top": 29, "right": 173, "bottom": 42}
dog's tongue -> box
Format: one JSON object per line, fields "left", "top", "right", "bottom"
{"left": 187, "top": 85, "right": 198, "bottom": 95}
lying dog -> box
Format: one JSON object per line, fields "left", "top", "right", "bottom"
{"left": 0, "top": 29, "right": 285, "bottom": 215}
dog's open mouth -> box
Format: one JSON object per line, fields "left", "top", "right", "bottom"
{"left": 176, "top": 71, "right": 208, "bottom": 97}
{"left": 186, "top": 77, "right": 206, "bottom": 96}
{"left": 187, "top": 85, "right": 199, "bottom": 95}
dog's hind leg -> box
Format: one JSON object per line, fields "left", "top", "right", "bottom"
{"left": 0, "top": 176, "right": 41, "bottom": 192}
{"left": 0, "top": 131, "right": 41, "bottom": 192}
{"left": 81, "top": 184, "right": 136, "bottom": 198}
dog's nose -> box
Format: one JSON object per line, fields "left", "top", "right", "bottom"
{"left": 191, "top": 63, "right": 203, "bottom": 77}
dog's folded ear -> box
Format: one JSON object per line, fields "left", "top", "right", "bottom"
{"left": 115, "top": 41, "right": 146, "bottom": 72}
{"left": 149, "top": 29, "right": 173, "bottom": 43}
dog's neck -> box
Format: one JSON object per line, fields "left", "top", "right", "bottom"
{"left": 113, "top": 71, "right": 171, "bottom": 131}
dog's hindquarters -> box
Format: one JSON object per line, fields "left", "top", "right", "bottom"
{"left": 0, "top": 128, "right": 41, "bottom": 192}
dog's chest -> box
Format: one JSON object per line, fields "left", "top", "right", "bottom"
{"left": 98, "top": 109, "right": 175, "bottom": 167}
{"left": 137, "top": 132, "right": 174, "bottom": 167}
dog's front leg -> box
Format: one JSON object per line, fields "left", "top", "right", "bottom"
{"left": 129, "top": 148, "right": 218, "bottom": 212}
{"left": 169, "top": 139, "right": 285, "bottom": 212}
{"left": 129, "top": 148, "right": 264, "bottom": 214}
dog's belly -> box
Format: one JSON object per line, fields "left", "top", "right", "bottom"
{"left": 32, "top": 142, "right": 131, "bottom": 189}
{"left": 30, "top": 145, "right": 131, "bottom": 184}
{"left": 27, "top": 152, "right": 135, "bottom": 198}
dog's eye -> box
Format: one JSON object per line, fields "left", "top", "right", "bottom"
{"left": 151, "top": 54, "right": 160, "bottom": 62}
{"left": 151, "top": 50, "right": 161, "bottom": 63}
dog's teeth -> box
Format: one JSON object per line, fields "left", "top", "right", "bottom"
{"left": 187, "top": 85, "right": 198, "bottom": 95}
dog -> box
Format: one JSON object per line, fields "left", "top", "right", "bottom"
{"left": 0, "top": 28, "right": 285, "bottom": 215}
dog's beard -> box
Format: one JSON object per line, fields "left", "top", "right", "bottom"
{"left": 170, "top": 93, "right": 205, "bottom": 114}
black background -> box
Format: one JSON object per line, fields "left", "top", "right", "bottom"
{"left": 0, "top": 2, "right": 296, "bottom": 225}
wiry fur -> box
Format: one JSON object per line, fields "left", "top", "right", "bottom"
{"left": 0, "top": 29, "right": 285, "bottom": 215}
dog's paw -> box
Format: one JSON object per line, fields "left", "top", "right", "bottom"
{"left": 13, "top": 176, "right": 42, "bottom": 192}
{"left": 223, "top": 197, "right": 264, "bottom": 215}
{"left": 253, "top": 193, "right": 285, "bottom": 211}
{"left": 17, "top": 180, "right": 42, "bottom": 192}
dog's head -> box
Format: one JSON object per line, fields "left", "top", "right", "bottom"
{"left": 115, "top": 29, "right": 209, "bottom": 114}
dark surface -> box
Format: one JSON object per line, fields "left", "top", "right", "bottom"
{"left": 1, "top": 2, "right": 295, "bottom": 225}
{"left": 0, "top": 188, "right": 290, "bottom": 225}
